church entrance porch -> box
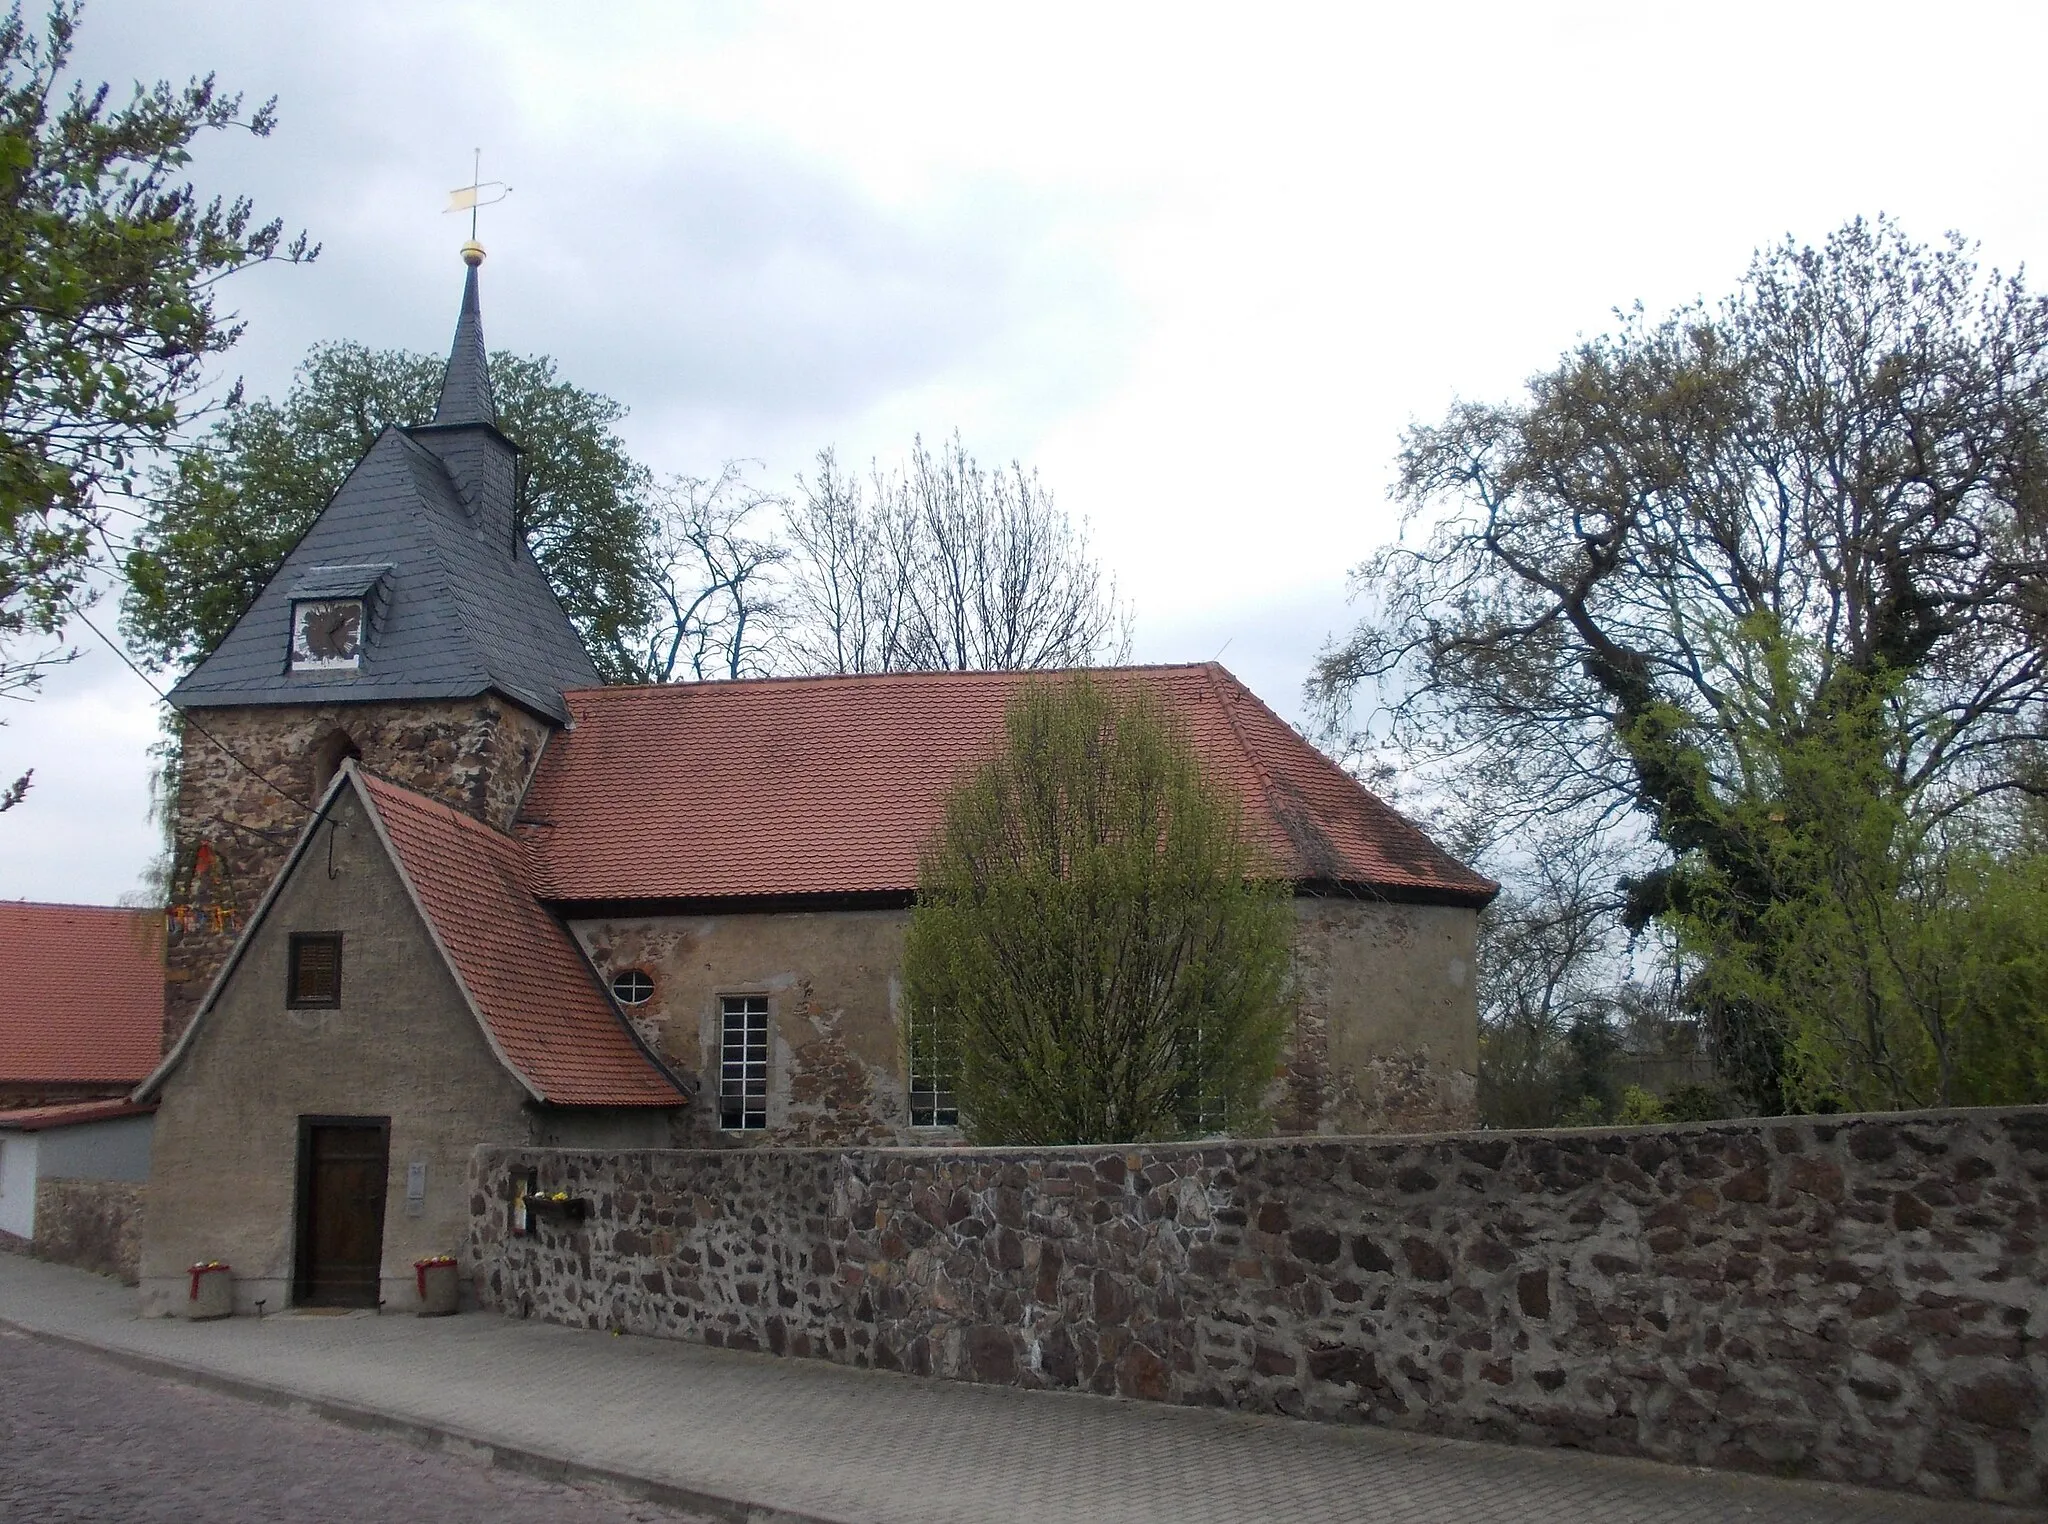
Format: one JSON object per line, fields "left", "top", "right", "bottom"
{"left": 292, "top": 1118, "right": 389, "bottom": 1308}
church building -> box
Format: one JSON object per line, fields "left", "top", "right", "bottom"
{"left": 133, "top": 247, "right": 1495, "bottom": 1317}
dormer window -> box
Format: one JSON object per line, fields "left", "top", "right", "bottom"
{"left": 292, "top": 599, "right": 364, "bottom": 670}
{"left": 285, "top": 564, "right": 391, "bottom": 675}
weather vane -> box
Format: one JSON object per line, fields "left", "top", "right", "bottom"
{"left": 444, "top": 149, "right": 511, "bottom": 261}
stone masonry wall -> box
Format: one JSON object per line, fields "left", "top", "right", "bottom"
{"left": 570, "top": 897, "right": 1481, "bottom": 1149}
{"left": 471, "top": 1108, "right": 2048, "bottom": 1505}
{"left": 33, "top": 1179, "right": 144, "bottom": 1284}
{"left": 165, "top": 696, "right": 553, "bottom": 1045}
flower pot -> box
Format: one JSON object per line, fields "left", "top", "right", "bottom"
{"left": 186, "top": 1263, "right": 232, "bottom": 1320}
{"left": 415, "top": 1259, "right": 459, "bottom": 1317}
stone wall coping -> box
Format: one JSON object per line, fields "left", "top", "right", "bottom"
{"left": 475, "top": 1102, "right": 2047, "bottom": 1163}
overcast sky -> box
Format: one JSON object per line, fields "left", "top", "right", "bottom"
{"left": 6, "top": 0, "right": 2048, "bottom": 903}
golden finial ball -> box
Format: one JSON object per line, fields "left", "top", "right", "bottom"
{"left": 461, "top": 240, "right": 486, "bottom": 267}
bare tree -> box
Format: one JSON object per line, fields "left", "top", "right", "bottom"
{"left": 635, "top": 465, "right": 787, "bottom": 682}
{"left": 781, "top": 449, "right": 920, "bottom": 675}
{"left": 782, "top": 434, "right": 1130, "bottom": 675}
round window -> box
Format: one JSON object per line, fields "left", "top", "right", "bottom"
{"left": 610, "top": 969, "right": 655, "bottom": 1006}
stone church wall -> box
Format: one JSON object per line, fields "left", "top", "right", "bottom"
{"left": 1281, "top": 898, "right": 1476, "bottom": 1135}
{"left": 164, "top": 696, "right": 553, "bottom": 1046}
{"left": 570, "top": 896, "right": 1478, "bottom": 1146}
{"left": 572, "top": 909, "right": 921, "bottom": 1148}
{"left": 470, "top": 1106, "right": 2047, "bottom": 1506}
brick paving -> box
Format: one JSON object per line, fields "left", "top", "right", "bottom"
{"left": 0, "top": 1329, "right": 713, "bottom": 1524}
{"left": 0, "top": 1255, "right": 2022, "bottom": 1524}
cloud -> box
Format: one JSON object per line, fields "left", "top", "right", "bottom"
{"left": 0, "top": 639, "right": 164, "bottom": 907}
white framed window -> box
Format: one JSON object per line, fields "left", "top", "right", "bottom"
{"left": 718, "top": 994, "right": 769, "bottom": 1131}
{"left": 906, "top": 1009, "right": 959, "bottom": 1128}
{"left": 610, "top": 968, "right": 654, "bottom": 1006}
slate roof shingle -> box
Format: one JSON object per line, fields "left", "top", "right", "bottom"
{"left": 356, "top": 772, "right": 685, "bottom": 1107}
{"left": 431, "top": 260, "right": 495, "bottom": 426}
{"left": 0, "top": 903, "right": 164, "bottom": 1086}
{"left": 519, "top": 664, "right": 1496, "bottom": 907}
{"left": 167, "top": 426, "right": 600, "bottom": 723}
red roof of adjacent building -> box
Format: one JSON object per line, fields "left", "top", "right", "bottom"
{"left": 355, "top": 772, "right": 686, "bottom": 1107}
{"left": 0, "top": 902, "right": 164, "bottom": 1085}
{"left": 519, "top": 664, "right": 1495, "bottom": 907}
{"left": 0, "top": 1098, "right": 156, "bottom": 1131}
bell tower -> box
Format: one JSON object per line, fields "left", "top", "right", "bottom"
{"left": 159, "top": 246, "right": 603, "bottom": 1047}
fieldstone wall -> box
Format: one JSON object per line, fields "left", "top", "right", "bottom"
{"left": 166, "top": 697, "right": 553, "bottom": 1044}
{"left": 33, "top": 1179, "right": 144, "bottom": 1284}
{"left": 469, "top": 1107, "right": 2048, "bottom": 1505}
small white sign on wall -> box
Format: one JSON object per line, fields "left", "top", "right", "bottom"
{"left": 406, "top": 1159, "right": 426, "bottom": 1217}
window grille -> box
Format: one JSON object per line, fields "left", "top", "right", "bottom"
{"left": 718, "top": 995, "right": 769, "bottom": 1130}
{"left": 288, "top": 933, "right": 343, "bottom": 1008}
{"left": 906, "top": 1009, "right": 959, "bottom": 1128}
{"left": 610, "top": 968, "right": 654, "bottom": 1006}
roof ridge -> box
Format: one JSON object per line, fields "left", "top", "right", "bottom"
{"left": 1195, "top": 661, "right": 1297, "bottom": 870}
{"left": 1208, "top": 664, "right": 1498, "bottom": 896}
{"left": 405, "top": 455, "right": 501, "bottom": 693}
{"left": 563, "top": 661, "right": 1230, "bottom": 702}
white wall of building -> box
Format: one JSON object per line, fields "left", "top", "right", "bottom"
{"left": 39, "top": 1115, "right": 153, "bottom": 1182}
{"left": 0, "top": 1133, "right": 40, "bottom": 1239}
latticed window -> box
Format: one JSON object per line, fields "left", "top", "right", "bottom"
{"left": 718, "top": 994, "right": 769, "bottom": 1130}
{"left": 906, "top": 1008, "right": 959, "bottom": 1128}
{"left": 288, "top": 933, "right": 342, "bottom": 1008}
{"left": 610, "top": 968, "right": 654, "bottom": 1006}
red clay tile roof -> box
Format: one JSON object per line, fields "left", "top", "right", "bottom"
{"left": 520, "top": 664, "right": 1496, "bottom": 906}
{"left": 0, "top": 902, "right": 164, "bottom": 1085}
{"left": 355, "top": 771, "right": 685, "bottom": 1107}
{"left": 0, "top": 1098, "right": 156, "bottom": 1130}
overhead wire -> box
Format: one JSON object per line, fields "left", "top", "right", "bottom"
{"left": 57, "top": 593, "right": 319, "bottom": 816}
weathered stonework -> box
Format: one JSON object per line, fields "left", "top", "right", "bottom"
{"left": 33, "top": 1179, "right": 143, "bottom": 1284}
{"left": 572, "top": 910, "right": 918, "bottom": 1148}
{"left": 471, "top": 1107, "right": 2048, "bottom": 1506}
{"left": 572, "top": 895, "right": 1480, "bottom": 1146}
{"left": 1291, "top": 898, "right": 1477, "bottom": 1135}
{"left": 165, "top": 697, "right": 554, "bottom": 1045}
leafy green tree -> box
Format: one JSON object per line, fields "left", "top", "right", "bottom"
{"left": 1314, "top": 217, "right": 2048, "bottom": 1112}
{"left": 121, "top": 342, "right": 654, "bottom": 681}
{"left": 901, "top": 675, "right": 1293, "bottom": 1145}
{"left": 0, "top": 0, "right": 311, "bottom": 805}
{"left": 1672, "top": 686, "right": 2048, "bottom": 1112}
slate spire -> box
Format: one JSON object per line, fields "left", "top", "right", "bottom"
{"left": 432, "top": 243, "right": 495, "bottom": 426}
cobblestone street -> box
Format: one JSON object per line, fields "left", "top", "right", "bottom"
{"left": 0, "top": 1331, "right": 713, "bottom": 1524}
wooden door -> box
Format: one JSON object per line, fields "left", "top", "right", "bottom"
{"left": 294, "top": 1119, "right": 389, "bottom": 1307}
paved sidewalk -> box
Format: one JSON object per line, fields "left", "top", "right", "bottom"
{"left": 0, "top": 1256, "right": 2018, "bottom": 1524}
